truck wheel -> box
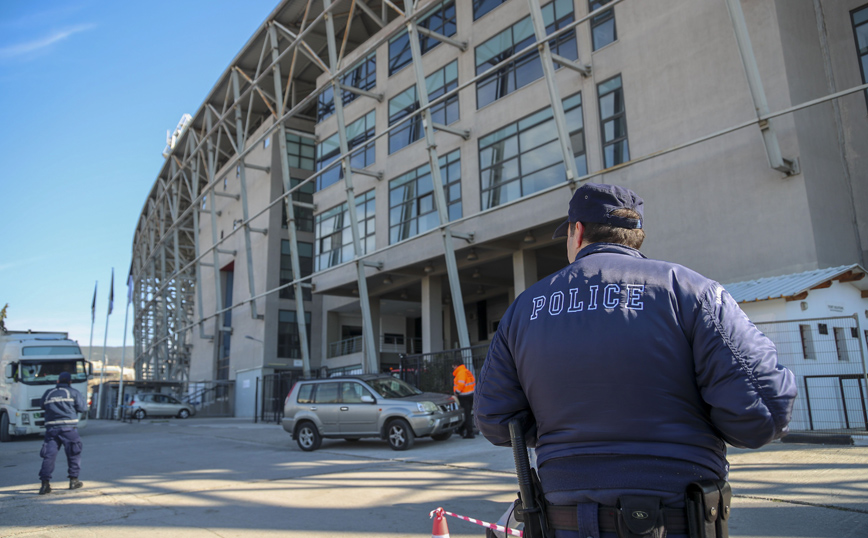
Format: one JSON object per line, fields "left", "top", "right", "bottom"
{"left": 0, "top": 412, "right": 10, "bottom": 442}
{"left": 296, "top": 422, "right": 321, "bottom": 451}
{"left": 386, "top": 419, "right": 415, "bottom": 451}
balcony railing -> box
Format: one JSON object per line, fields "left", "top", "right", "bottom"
{"left": 328, "top": 335, "right": 425, "bottom": 357}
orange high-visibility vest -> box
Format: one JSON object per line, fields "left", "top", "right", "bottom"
{"left": 453, "top": 364, "right": 476, "bottom": 394}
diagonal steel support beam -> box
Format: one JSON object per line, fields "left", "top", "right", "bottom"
{"left": 337, "top": 82, "right": 384, "bottom": 102}
{"left": 550, "top": 53, "right": 591, "bottom": 77}
{"left": 414, "top": 25, "right": 466, "bottom": 52}
{"left": 724, "top": 0, "right": 799, "bottom": 176}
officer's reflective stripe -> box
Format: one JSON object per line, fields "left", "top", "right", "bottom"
{"left": 45, "top": 419, "right": 79, "bottom": 426}
{"left": 44, "top": 397, "right": 75, "bottom": 404}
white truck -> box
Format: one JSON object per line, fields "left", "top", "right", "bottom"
{"left": 1, "top": 330, "right": 91, "bottom": 442}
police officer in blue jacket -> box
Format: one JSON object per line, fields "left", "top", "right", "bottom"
{"left": 38, "top": 371, "right": 87, "bottom": 494}
{"left": 474, "top": 183, "right": 797, "bottom": 538}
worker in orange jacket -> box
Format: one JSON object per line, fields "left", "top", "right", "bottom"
{"left": 452, "top": 358, "right": 476, "bottom": 439}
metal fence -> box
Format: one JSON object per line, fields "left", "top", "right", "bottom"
{"left": 755, "top": 314, "right": 868, "bottom": 436}
{"left": 186, "top": 381, "right": 235, "bottom": 417}
{"left": 396, "top": 344, "right": 490, "bottom": 395}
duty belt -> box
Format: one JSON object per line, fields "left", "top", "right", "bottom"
{"left": 547, "top": 505, "right": 688, "bottom": 534}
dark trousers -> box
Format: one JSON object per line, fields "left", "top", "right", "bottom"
{"left": 457, "top": 393, "right": 474, "bottom": 437}
{"left": 39, "top": 427, "right": 82, "bottom": 481}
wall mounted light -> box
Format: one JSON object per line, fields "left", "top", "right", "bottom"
{"left": 800, "top": 301, "right": 808, "bottom": 311}
{"left": 523, "top": 231, "right": 536, "bottom": 244}
{"left": 383, "top": 275, "right": 393, "bottom": 284}
{"left": 472, "top": 269, "right": 481, "bottom": 279}
{"left": 424, "top": 264, "right": 434, "bottom": 273}
{"left": 467, "top": 248, "right": 478, "bottom": 261}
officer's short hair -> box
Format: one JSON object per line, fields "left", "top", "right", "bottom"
{"left": 577, "top": 208, "right": 646, "bottom": 249}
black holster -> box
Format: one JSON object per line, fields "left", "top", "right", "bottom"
{"left": 614, "top": 495, "right": 667, "bottom": 538}
{"left": 513, "top": 467, "right": 552, "bottom": 538}
{"left": 686, "top": 479, "right": 731, "bottom": 538}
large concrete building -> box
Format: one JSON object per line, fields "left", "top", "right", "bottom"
{"left": 130, "top": 0, "right": 868, "bottom": 412}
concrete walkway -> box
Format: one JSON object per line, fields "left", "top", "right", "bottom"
{"left": 0, "top": 418, "right": 866, "bottom": 537}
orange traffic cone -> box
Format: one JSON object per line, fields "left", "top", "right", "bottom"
{"left": 431, "top": 507, "right": 450, "bottom": 538}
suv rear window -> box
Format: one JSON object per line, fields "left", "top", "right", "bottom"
{"left": 297, "top": 384, "right": 314, "bottom": 404}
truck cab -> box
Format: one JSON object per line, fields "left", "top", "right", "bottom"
{"left": 1, "top": 331, "right": 91, "bottom": 441}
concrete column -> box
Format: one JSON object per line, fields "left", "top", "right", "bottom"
{"left": 421, "top": 276, "right": 444, "bottom": 354}
{"left": 512, "top": 249, "right": 538, "bottom": 299}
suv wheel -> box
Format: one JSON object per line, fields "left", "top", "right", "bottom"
{"left": 386, "top": 419, "right": 415, "bottom": 451}
{"left": 178, "top": 409, "right": 190, "bottom": 419}
{"left": 296, "top": 422, "right": 322, "bottom": 451}
{"left": 134, "top": 409, "right": 146, "bottom": 420}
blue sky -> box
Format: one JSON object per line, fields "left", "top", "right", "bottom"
{"left": 0, "top": 1, "right": 279, "bottom": 349}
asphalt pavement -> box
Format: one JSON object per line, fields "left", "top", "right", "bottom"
{"left": 1, "top": 418, "right": 866, "bottom": 537}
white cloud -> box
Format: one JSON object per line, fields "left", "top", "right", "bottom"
{"left": 0, "top": 23, "right": 96, "bottom": 60}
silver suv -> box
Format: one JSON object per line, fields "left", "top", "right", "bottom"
{"left": 282, "top": 374, "right": 463, "bottom": 451}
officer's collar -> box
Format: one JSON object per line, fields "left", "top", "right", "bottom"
{"left": 574, "top": 242, "right": 646, "bottom": 263}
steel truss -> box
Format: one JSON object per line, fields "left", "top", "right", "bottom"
{"left": 131, "top": 0, "right": 867, "bottom": 386}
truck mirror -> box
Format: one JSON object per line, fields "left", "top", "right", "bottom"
{"left": 4, "top": 362, "right": 16, "bottom": 381}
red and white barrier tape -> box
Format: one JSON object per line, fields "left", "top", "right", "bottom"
{"left": 429, "top": 507, "right": 523, "bottom": 537}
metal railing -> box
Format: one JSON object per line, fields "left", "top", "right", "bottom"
{"left": 328, "top": 335, "right": 363, "bottom": 358}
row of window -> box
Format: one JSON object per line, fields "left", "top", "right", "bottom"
{"left": 315, "top": 0, "right": 617, "bottom": 124}
{"left": 285, "top": 83, "right": 628, "bottom": 273}
{"left": 798, "top": 323, "right": 864, "bottom": 362}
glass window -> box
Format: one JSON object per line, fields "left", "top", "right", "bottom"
{"left": 341, "top": 382, "right": 372, "bottom": 403}
{"left": 475, "top": 0, "right": 576, "bottom": 109}
{"left": 277, "top": 309, "right": 312, "bottom": 359}
{"left": 286, "top": 133, "right": 315, "bottom": 171}
{"left": 389, "top": 1, "right": 457, "bottom": 76}
{"left": 297, "top": 384, "right": 314, "bottom": 404}
{"left": 317, "top": 53, "right": 377, "bottom": 123}
{"left": 315, "top": 110, "right": 376, "bottom": 191}
{"left": 389, "top": 150, "right": 462, "bottom": 243}
{"left": 315, "top": 190, "right": 376, "bottom": 270}
{"left": 479, "top": 93, "right": 585, "bottom": 209}
{"left": 853, "top": 6, "right": 868, "bottom": 107}
{"left": 18, "top": 359, "right": 87, "bottom": 385}
{"left": 389, "top": 61, "right": 459, "bottom": 154}
{"left": 281, "top": 177, "right": 314, "bottom": 232}
{"left": 314, "top": 382, "right": 340, "bottom": 404}
{"left": 474, "top": 0, "right": 508, "bottom": 20}
{"left": 280, "top": 240, "right": 313, "bottom": 301}
{"left": 589, "top": 0, "right": 616, "bottom": 51}
{"left": 597, "top": 75, "right": 630, "bottom": 169}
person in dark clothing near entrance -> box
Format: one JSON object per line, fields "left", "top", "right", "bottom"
{"left": 452, "top": 358, "right": 476, "bottom": 439}
{"left": 474, "top": 182, "right": 797, "bottom": 538}
{"left": 38, "top": 371, "right": 87, "bottom": 494}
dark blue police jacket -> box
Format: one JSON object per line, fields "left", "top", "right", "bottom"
{"left": 475, "top": 243, "right": 797, "bottom": 480}
{"left": 41, "top": 384, "right": 87, "bottom": 428}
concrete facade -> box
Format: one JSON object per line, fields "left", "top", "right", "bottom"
{"left": 131, "top": 0, "right": 868, "bottom": 400}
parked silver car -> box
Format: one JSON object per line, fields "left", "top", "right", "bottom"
{"left": 128, "top": 393, "right": 195, "bottom": 419}
{"left": 282, "top": 374, "right": 463, "bottom": 451}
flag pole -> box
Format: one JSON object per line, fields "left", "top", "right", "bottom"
{"left": 116, "top": 275, "right": 133, "bottom": 419}
{"left": 97, "top": 269, "right": 114, "bottom": 419}
{"left": 88, "top": 281, "right": 97, "bottom": 366}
